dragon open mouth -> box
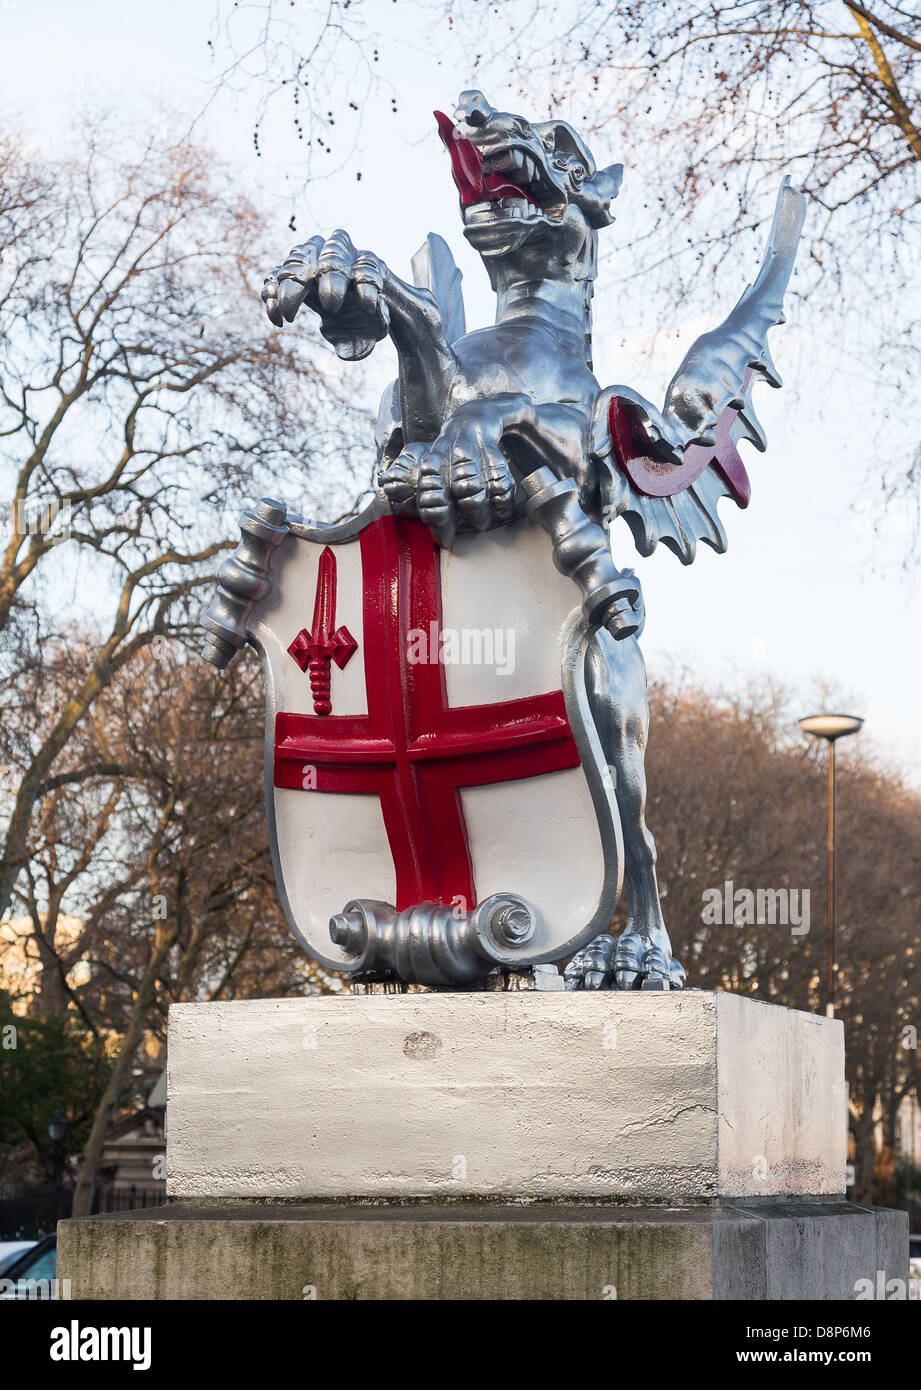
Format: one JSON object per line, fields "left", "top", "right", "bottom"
{"left": 434, "top": 110, "right": 565, "bottom": 234}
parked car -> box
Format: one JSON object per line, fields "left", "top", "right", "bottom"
{"left": 0, "top": 1235, "right": 58, "bottom": 1298}
{"left": 0, "top": 1240, "right": 36, "bottom": 1273}
{"left": 910, "top": 1235, "right": 921, "bottom": 1301}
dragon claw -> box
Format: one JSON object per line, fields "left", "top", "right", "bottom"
{"left": 614, "top": 935, "right": 682, "bottom": 991}
{"left": 564, "top": 933, "right": 618, "bottom": 990}
{"left": 565, "top": 931, "right": 684, "bottom": 992}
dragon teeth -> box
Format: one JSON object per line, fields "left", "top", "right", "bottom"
{"left": 483, "top": 149, "right": 524, "bottom": 174}
{"left": 464, "top": 194, "right": 538, "bottom": 226}
{"left": 520, "top": 153, "right": 536, "bottom": 182}
{"left": 465, "top": 198, "right": 530, "bottom": 223}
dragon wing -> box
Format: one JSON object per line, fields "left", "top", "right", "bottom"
{"left": 411, "top": 232, "right": 466, "bottom": 344}
{"left": 594, "top": 179, "right": 806, "bottom": 564}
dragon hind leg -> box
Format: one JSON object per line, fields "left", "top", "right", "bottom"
{"left": 568, "top": 628, "right": 684, "bottom": 991}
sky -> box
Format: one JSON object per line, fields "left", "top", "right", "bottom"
{"left": 3, "top": 0, "right": 920, "bottom": 781}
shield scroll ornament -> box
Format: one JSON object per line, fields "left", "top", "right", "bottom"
{"left": 242, "top": 502, "right": 623, "bottom": 984}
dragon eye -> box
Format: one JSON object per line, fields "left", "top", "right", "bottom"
{"left": 514, "top": 119, "right": 532, "bottom": 138}
{"left": 571, "top": 163, "right": 586, "bottom": 186}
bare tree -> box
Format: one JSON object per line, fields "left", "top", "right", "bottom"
{"left": 205, "top": 1, "right": 921, "bottom": 527}
{"left": 11, "top": 636, "right": 338, "bottom": 1213}
{"left": 0, "top": 112, "right": 372, "bottom": 922}
{"left": 471, "top": 1, "right": 921, "bottom": 522}
{"left": 200, "top": 0, "right": 397, "bottom": 182}
{"left": 640, "top": 672, "right": 921, "bottom": 1203}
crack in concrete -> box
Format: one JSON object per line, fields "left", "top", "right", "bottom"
{"left": 619, "top": 1103, "right": 719, "bottom": 1135}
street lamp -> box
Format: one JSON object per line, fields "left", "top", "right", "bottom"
{"left": 47, "top": 1108, "right": 70, "bottom": 1198}
{"left": 798, "top": 713, "right": 864, "bottom": 1018}
{"left": 47, "top": 1109, "right": 68, "bottom": 1145}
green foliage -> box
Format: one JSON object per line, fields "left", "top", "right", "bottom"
{"left": 0, "top": 996, "right": 107, "bottom": 1183}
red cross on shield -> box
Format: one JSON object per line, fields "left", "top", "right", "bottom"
{"left": 247, "top": 505, "right": 621, "bottom": 975}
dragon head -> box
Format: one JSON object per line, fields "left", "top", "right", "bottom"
{"left": 435, "top": 91, "right": 622, "bottom": 284}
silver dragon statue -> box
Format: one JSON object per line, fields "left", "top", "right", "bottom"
{"left": 238, "top": 89, "right": 805, "bottom": 991}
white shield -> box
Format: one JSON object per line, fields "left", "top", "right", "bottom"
{"left": 246, "top": 504, "right": 622, "bottom": 979}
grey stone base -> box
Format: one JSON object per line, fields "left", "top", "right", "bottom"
{"left": 58, "top": 1199, "right": 908, "bottom": 1301}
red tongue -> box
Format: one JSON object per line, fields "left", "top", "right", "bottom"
{"left": 434, "top": 110, "right": 539, "bottom": 209}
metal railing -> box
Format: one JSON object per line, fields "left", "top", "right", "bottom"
{"left": 0, "top": 1184, "right": 165, "bottom": 1239}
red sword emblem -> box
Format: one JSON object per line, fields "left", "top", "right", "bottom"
{"left": 288, "top": 546, "right": 358, "bottom": 715}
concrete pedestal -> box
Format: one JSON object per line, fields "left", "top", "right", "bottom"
{"left": 165, "top": 991, "right": 846, "bottom": 1202}
{"left": 58, "top": 991, "right": 910, "bottom": 1300}
{"left": 58, "top": 1199, "right": 907, "bottom": 1301}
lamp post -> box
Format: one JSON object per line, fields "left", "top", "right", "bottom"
{"left": 47, "top": 1107, "right": 69, "bottom": 1194}
{"left": 798, "top": 713, "right": 863, "bottom": 1018}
